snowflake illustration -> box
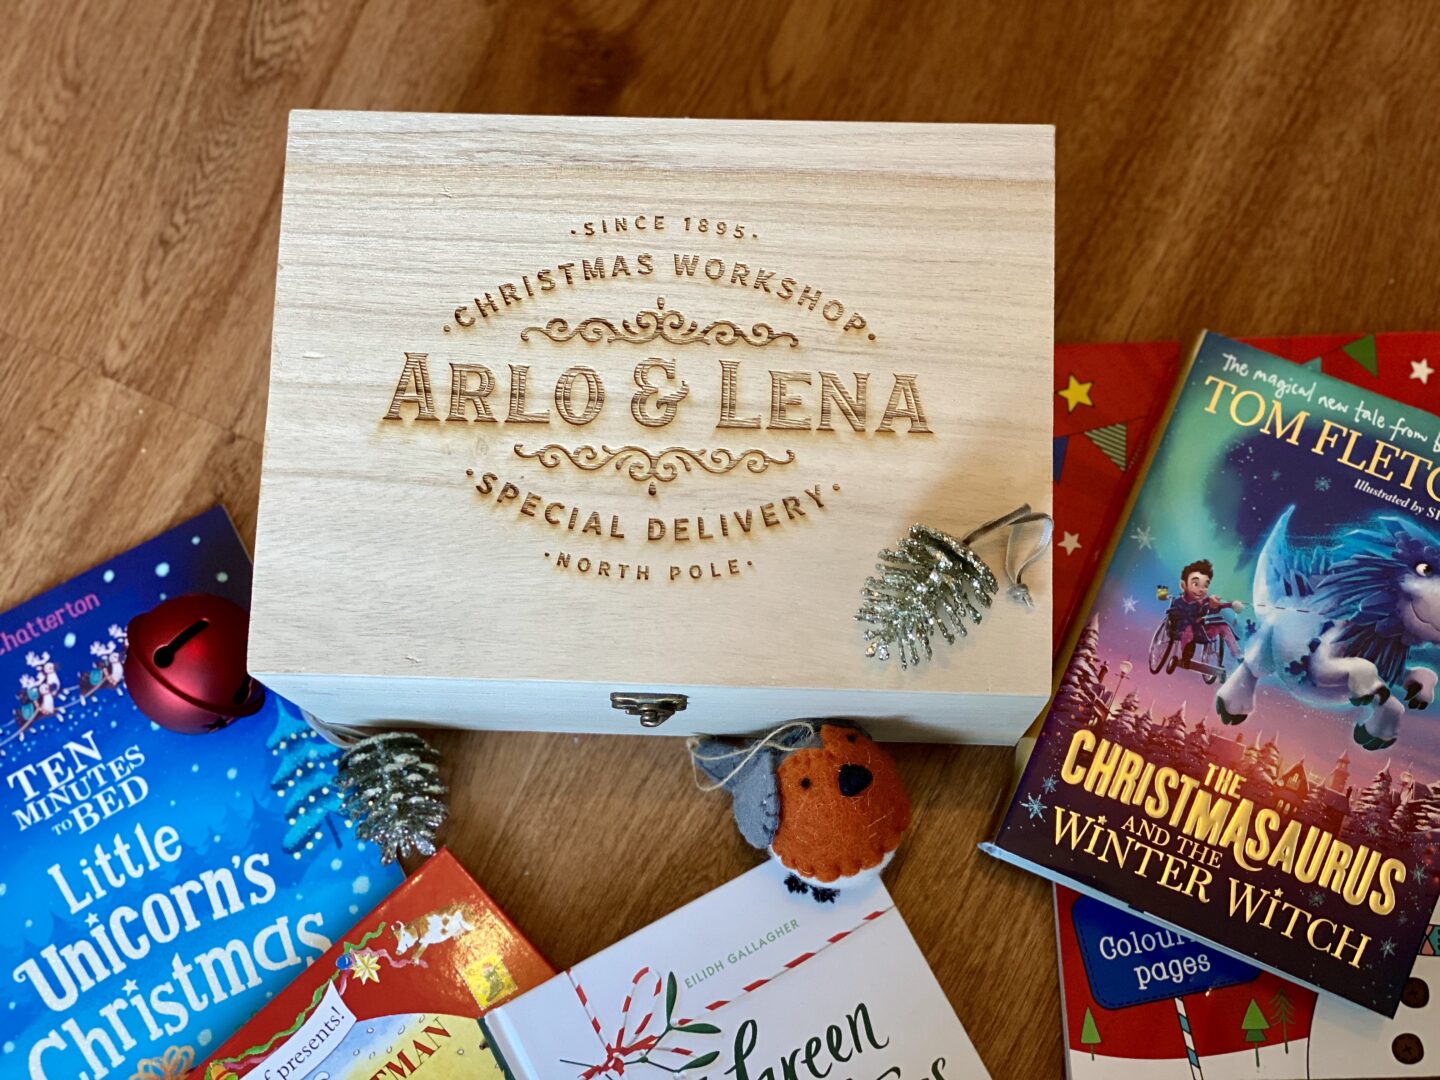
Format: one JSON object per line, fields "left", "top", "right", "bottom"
{"left": 1381, "top": 938, "right": 1397, "bottom": 958}
{"left": 1271, "top": 469, "right": 1281, "bottom": 481}
{"left": 350, "top": 950, "right": 382, "bottom": 985}
{"left": 1130, "top": 525, "right": 1154, "bottom": 550}
{"left": 1307, "top": 889, "right": 1326, "bottom": 908}
{"left": 1414, "top": 863, "right": 1428, "bottom": 886}
{"left": 1041, "top": 775, "right": 1058, "bottom": 795}
{"left": 1315, "top": 476, "right": 1331, "bottom": 492}
{"left": 1022, "top": 794, "right": 1047, "bottom": 820}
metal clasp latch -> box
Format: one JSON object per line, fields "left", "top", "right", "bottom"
{"left": 610, "top": 692, "right": 688, "bottom": 728}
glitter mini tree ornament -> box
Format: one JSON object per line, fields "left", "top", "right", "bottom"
{"left": 336, "top": 732, "right": 448, "bottom": 863}
{"left": 856, "top": 504, "right": 1052, "bottom": 669}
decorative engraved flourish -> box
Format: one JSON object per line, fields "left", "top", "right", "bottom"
{"left": 514, "top": 443, "right": 797, "bottom": 495}
{"left": 520, "top": 296, "right": 798, "bottom": 348}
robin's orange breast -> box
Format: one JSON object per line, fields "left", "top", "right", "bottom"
{"left": 770, "top": 725, "right": 910, "bottom": 883}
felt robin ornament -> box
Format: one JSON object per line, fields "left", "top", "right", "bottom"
{"left": 691, "top": 722, "right": 910, "bottom": 901}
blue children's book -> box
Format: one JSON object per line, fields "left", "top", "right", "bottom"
{"left": 987, "top": 332, "right": 1440, "bottom": 1017}
{"left": 0, "top": 507, "right": 403, "bottom": 1080}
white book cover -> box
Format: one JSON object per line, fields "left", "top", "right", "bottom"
{"left": 483, "top": 860, "right": 990, "bottom": 1079}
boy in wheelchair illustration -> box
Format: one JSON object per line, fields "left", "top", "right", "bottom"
{"left": 1148, "top": 558, "right": 1245, "bottom": 685}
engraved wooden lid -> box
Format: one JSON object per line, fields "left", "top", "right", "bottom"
{"left": 250, "top": 113, "right": 1054, "bottom": 738}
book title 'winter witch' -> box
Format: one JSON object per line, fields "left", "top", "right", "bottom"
{"left": 0, "top": 508, "right": 401, "bottom": 1080}
{"left": 987, "top": 333, "right": 1440, "bottom": 1015}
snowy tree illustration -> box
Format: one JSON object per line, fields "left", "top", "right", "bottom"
{"left": 1268, "top": 987, "right": 1295, "bottom": 1052}
{"left": 1179, "top": 718, "right": 1211, "bottom": 778}
{"left": 1392, "top": 794, "right": 1426, "bottom": 840}
{"left": 1241, "top": 998, "right": 1270, "bottom": 1065}
{"left": 1348, "top": 763, "right": 1399, "bottom": 843}
{"left": 1239, "top": 733, "right": 1281, "bottom": 806}
{"left": 1079, "top": 1007, "right": 1101, "bottom": 1061}
{"left": 1131, "top": 706, "right": 1157, "bottom": 747}
{"left": 1105, "top": 690, "right": 1142, "bottom": 743}
{"left": 1252, "top": 736, "right": 1281, "bottom": 781}
{"left": 1053, "top": 616, "right": 1104, "bottom": 729}
{"left": 1152, "top": 703, "right": 1188, "bottom": 763}
{"left": 268, "top": 702, "right": 347, "bottom": 859}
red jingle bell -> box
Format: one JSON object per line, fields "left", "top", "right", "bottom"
{"left": 125, "top": 593, "right": 266, "bottom": 734}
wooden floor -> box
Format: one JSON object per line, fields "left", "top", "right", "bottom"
{"left": 6, "top": 2, "right": 1440, "bottom": 1074}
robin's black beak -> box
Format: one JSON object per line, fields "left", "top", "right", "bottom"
{"left": 837, "top": 763, "right": 873, "bottom": 797}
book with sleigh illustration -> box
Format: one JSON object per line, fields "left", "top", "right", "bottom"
{"left": 1, "top": 506, "right": 402, "bottom": 1080}
{"left": 481, "top": 860, "right": 991, "bottom": 1080}
{"left": 196, "top": 849, "right": 553, "bottom": 1079}
{"left": 985, "top": 331, "right": 1440, "bottom": 1016}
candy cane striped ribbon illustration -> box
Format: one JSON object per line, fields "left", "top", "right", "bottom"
{"left": 1174, "top": 996, "right": 1203, "bottom": 1080}
{"left": 564, "top": 908, "right": 891, "bottom": 1078}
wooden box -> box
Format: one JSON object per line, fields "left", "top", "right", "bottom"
{"left": 249, "top": 112, "right": 1054, "bottom": 741}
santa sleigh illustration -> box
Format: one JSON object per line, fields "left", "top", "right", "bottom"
{"left": 13, "top": 675, "right": 57, "bottom": 730}
{"left": 79, "top": 632, "right": 127, "bottom": 699}
{"left": 11, "top": 649, "right": 63, "bottom": 738}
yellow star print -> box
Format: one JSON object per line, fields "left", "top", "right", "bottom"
{"left": 1058, "top": 374, "right": 1094, "bottom": 412}
{"left": 350, "top": 951, "right": 382, "bottom": 984}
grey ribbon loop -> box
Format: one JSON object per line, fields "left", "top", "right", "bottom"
{"left": 963, "top": 504, "right": 1054, "bottom": 606}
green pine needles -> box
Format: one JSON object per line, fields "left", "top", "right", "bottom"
{"left": 337, "top": 732, "right": 448, "bottom": 864}
{"left": 856, "top": 523, "right": 999, "bottom": 669}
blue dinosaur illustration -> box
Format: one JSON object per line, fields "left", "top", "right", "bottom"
{"left": 1216, "top": 506, "right": 1440, "bottom": 750}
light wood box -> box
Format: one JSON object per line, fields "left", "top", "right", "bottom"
{"left": 249, "top": 112, "right": 1054, "bottom": 741}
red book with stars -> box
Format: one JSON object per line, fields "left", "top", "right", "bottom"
{"left": 194, "top": 850, "right": 553, "bottom": 1079}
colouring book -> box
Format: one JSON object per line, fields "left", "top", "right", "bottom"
{"left": 1057, "top": 883, "right": 1440, "bottom": 1077}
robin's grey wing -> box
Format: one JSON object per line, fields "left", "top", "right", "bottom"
{"left": 693, "top": 738, "right": 782, "bottom": 850}
{"left": 729, "top": 757, "right": 781, "bottom": 850}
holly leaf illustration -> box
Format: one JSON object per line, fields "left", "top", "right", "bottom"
{"left": 666, "top": 972, "right": 677, "bottom": 1025}
{"left": 676, "top": 1022, "right": 720, "bottom": 1034}
{"left": 681, "top": 1051, "right": 720, "bottom": 1070}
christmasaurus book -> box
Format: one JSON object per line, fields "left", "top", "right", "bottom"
{"left": 195, "top": 848, "right": 552, "bottom": 1080}
{"left": 481, "top": 860, "right": 990, "bottom": 1080}
{"left": 1, "top": 506, "right": 402, "bottom": 1080}
{"left": 986, "top": 331, "right": 1440, "bottom": 1016}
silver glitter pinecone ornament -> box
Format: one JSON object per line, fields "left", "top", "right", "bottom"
{"left": 337, "top": 732, "right": 448, "bottom": 863}
{"left": 856, "top": 523, "right": 999, "bottom": 669}
{"left": 856, "top": 505, "right": 1052, "bottom": 669}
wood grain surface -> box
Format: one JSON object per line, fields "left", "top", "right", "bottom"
{"left": 4, "top": 3, "right": 1440, "bottom": 1075}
